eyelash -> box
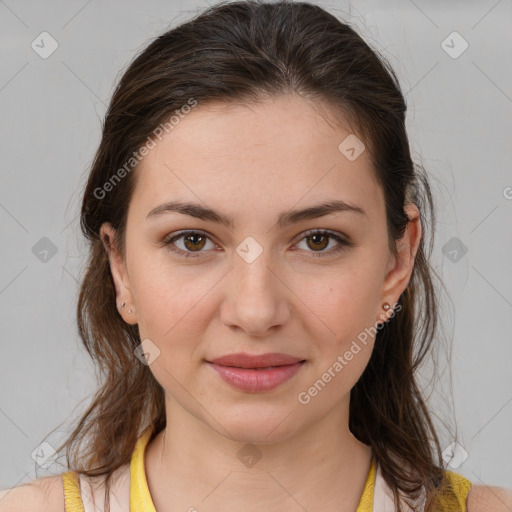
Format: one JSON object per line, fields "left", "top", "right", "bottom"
{"left": 162, "top": 229, "right": 353, "bottom": 259}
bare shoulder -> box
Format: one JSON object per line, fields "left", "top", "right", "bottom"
{"left": 0, "top": 474, "right": 64, "bottom": 512}
{"left": 467, "top": 484, "right": 512, "bottom": 512}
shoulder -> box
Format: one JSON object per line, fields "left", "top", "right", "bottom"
{"left": 0, "top": 475, "right": 64, "bottom": 512}
{"left": 466, "top": 484, "right": 512, "bottom": 512}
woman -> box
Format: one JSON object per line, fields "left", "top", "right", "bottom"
{"left": 1, "top": 1, "right": 511, "bottom": 511}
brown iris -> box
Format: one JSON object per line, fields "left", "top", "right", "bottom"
{"left": 183, "top": 233, "right": 207, "bottom": 252}
{"left": 306, "top": 234, "right": 329, "bottom": 251}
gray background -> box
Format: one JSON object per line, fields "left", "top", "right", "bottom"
{"left": 1, "top": 0, "right": 511, "bottom": 493}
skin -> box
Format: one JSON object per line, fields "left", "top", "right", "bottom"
{"left": 100, "top": 93, "right": 421, "bottom": 512}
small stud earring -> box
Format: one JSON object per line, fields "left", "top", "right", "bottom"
{"left": 376, "top": 302, "right": 392, "bottom": 328}
{"left": 120, "top": 302, "right": 126, "bottom": 310}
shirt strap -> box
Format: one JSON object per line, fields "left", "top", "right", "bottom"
{"left": 61, "top": 471, "right": 85, "bottom": 512}
{"left": 356, "top": 457, "right": 377, "bottom": 512}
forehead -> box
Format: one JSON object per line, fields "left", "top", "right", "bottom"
{"left": 129, "top": 94, "right": 383, "bottom": 225}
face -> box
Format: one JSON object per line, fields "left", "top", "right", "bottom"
{"left": 101, "top": 93, "right": 420, "bottom": 444}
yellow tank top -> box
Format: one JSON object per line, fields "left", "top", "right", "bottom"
{"left": 61, "top": 427, "right": 472, "bottom": 511}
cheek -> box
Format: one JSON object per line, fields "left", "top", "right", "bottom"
{"left": 307, "top": 269, "right": 382, "bottom": 332}
{"left": 298, "top": 270, "right": 381, "bottom": 382}
{"left": 306, "top": 285, "right": 377, "bottom": 402}
{"left": 133, "top": 277, "right": 208, "bottom": 394}
{"left": 131, "top": 262, "right": 221, "bottom": 366}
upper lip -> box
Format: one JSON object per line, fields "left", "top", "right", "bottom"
{"left": 207, "top": 352, "right": 305, "bottom": 368}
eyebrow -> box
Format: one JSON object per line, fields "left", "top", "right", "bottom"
{"left": 146, "top": 199, "right": 367, "bottom": 228}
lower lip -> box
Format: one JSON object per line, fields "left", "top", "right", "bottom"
{"left": 207, "top": 361, "right": 305, "bottom": 392}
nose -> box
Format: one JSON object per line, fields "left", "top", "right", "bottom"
{"left": 219, "top": 248, "right": 293, "bottom": 337}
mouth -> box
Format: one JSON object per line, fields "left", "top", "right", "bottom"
{"left": 206, "top": 358, "right": 306, "bottom": 392}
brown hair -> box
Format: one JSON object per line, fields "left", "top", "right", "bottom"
{"left": 44, "top": 1, "right": 462, "bottom": 510}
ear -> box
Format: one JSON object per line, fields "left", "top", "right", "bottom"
{"left": 99, "top": 222, "right": 137, "bottom": 325}
{"left": 379, "top": 204, "right": 422, "bottom": 321}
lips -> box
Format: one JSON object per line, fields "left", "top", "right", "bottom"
{"left": 207, "top": 352, "right": 305, "bottom": 369}
{"left": 206, "top": 352, "right": 306, "bottom": 392}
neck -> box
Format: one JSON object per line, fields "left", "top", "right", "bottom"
{"left": 144, "top": 394, "right": 373, "bottom": 512}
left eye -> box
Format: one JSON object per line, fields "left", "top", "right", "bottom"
{"left": 162, "top": 229, "right": 352, "bottom": 259}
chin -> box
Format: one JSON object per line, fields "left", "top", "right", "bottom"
{"left": 213, "top": 408, "right": 301, "bottom": 446}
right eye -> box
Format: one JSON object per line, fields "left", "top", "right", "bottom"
{"left": 162, "top": 230, "right": 218, "bottom": 258}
